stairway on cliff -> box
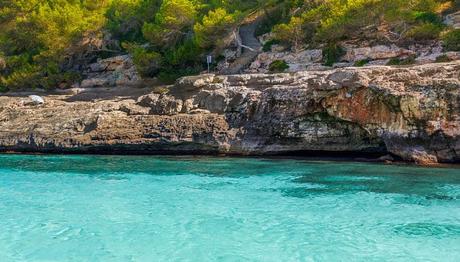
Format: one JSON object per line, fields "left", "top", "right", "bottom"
{"left": 221, "top": 17, "right": 262, "bottom": 75}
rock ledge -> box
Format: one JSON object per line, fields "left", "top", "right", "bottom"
{"left": 1, "top": 62, "right": 459, "bottom": 165}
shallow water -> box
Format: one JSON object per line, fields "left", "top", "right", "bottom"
{"left": 0, "top": 155, "right": 459, "bottom": 261}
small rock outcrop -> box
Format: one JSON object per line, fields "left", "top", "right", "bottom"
{"left": 80, "top": 55, "right": 142, "bottom": 88}
{"left": 248, "top": 49, "right": 323, "bottom": 73}
{"left": 0, "top": 62, "right": 459, "bottom": 165}
{"left": 343, "top": 45, "right": 415, "bottom": 62}
{"left": 445, "top": 11, "right": 460, "bottom": 29}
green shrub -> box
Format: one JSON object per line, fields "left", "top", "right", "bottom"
{"left": 435, "top": 54, "right": 452, "bottom": 63}
{"left": 255, "top": 2, "right": 292, "bottom": 37}
{"left": 270, "top": 0, "right": 448, "bottom": 44}
{"left": 0, "top": 76, "right": 7, "bottom": 92}
{"left": 0, "top": 1, "right": 109, "bottom": 90}
{"left": 442, "top": 29, "right": 460, "bottom": 51}
{"left": 412, "top": 11, "right": 443, "bottom": 25}
{"left": 194, "top": 8, "right": 239, "bottom": 50}
{"left": 105, "top": 0, "right": 159, "bottom": 43}
{"left": 387, "top": 58, "right": 400, "bottom": 65}
{"left": 123, "top": 43, "right": 162, "bottom": 77}
{"left": 354, "top": 59, "right": 370, "bottom": 67}
{"left": 314, "top": 0, "right": 381, "bottom": 42}
{"left": 269, "top": 60, "right": 289, "bottom": 73}
{"left": 142, "top": 0, "right": 197, "bottom": 48}
{"left": 263, "top": 39, "right": 281, "bottom": 52}
{"left": 322, "top": 43, "right": 345, "bottom": 66}
{"left": 256, "top": 15, "right": 283, "bottom": 37}
{"left": 386, "top": 55, "right": 416, "bottom": 66}
{"left": 406, "top": 23, "right": 443, "bottom": 40}
{"left": 0, "top": 55, "right": 5, "bottom": 70}
{"left": 157, "top": 64, "right": 201, "bottom": 84}
{"left": 0, "top": 64, "right": 42, "bottom": 90}
{"left": 272, "top": 16, "right": 310, "bottom": 51}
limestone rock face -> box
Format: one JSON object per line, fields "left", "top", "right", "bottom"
{"left": 0, "top": 62, "right": 459, "bottom": 164}
{"left": 248, "top": 50, "right": 323, "bottom": 73}
{"left": 137, "top": 94, "right": 183, "bottom": 115}
{"left": 80, "top": 55, "right": 142, "bottom": 88}
{"left": 445, "top": 11, "right": 460, "bottom": 29}
{"left": 248, "top": 43, "right": 460, "bottom": 73}
{"left": 343, "top": 45, "right": 415, "bottom": 62}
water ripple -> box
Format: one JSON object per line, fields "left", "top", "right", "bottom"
{"left": 0, "top": 155, "right": 459, "bottom": 261}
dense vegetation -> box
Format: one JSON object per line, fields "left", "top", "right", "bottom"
{"left": 0, "top": 0, "right": 459, "bottom": 91}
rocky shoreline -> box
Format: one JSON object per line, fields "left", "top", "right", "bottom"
{"left": 1, "top": 62, "right": 459, "bottom": 165}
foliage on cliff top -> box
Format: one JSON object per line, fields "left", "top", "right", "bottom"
{"left": 0, "top": 0, "right": 109, "bottom": 90}
{"left": 0, "top": 0, "right": 459, "bottom": 91}
{"left": 0, "top": 0, "right": 260, "bottom": 90}
{"left": 272, "top": 0, "right": 458, "bottom": 47}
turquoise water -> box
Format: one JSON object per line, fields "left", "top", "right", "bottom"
{"left": 0, "top": 155, "right": 459, "bottom": 261}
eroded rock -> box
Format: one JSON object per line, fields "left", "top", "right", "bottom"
{"left": 343, "top": 45, "right": 415, "bottom": 62}
{"left": 81, "top": 55, "right": 142, "bottom": 88}
{"left": 137, "top": 94, "right": 183, "bottom": 115}
{"left": 444, "top": 11, "right": 460, "bottom": 29}
{"left": 0, "top": 62, "right": 459, "bottom": 165}
{"left": 248, "top": 49, "right": 323, "bottom": 73}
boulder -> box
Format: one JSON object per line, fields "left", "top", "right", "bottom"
{"left": 137, "top": 94, "right": 183, "bottom": 115}
{"left": 23, "top": 95, "right": 45, "bottom": 106}
{"left": 410, "top": 149, "right": 439, "bottom": 166}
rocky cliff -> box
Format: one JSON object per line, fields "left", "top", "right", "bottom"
{"left": 1, "top": 62, "right": 459, "bottom": 164}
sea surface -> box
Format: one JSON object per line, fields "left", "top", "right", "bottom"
{"left": 0, "top": 154, "right": 459, "bottom": 261}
